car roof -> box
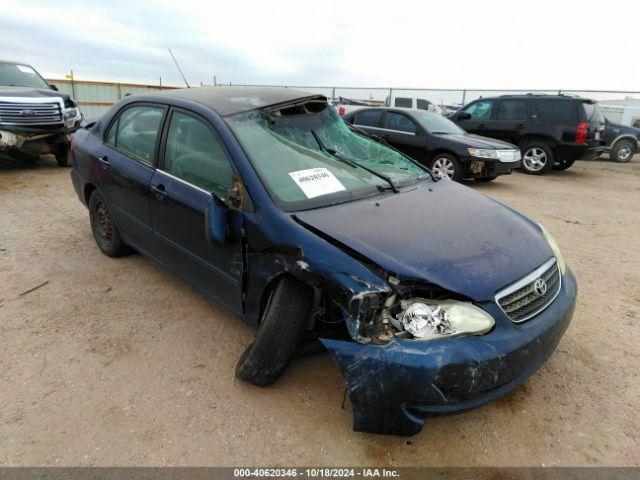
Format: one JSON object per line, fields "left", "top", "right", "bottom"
{"left": 131, "top": 86, "right": 327, "bottom": 117}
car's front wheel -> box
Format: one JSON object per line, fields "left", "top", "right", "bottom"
{"left": 236, "top": 276, "right": 313, "bottom": 386}
{"left": 521, "top": 140, "right": 554, "bottom": 175}
{"left": 430, "top": 154, "right": 463, "bottom": 181}
{"left": 88, "top": 190, "right": 128, "bottom": 257}
{"left": 610, "top": 139, "right": 636, "bottom": 163}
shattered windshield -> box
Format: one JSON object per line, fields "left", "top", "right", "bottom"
{"left": 0, "top": 63, "right": 50, "bottom": 89}
{"left": 227, "top": 105, "right": 428, "bottom": 211}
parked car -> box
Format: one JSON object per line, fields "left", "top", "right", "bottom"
{"left": 343, "top": 107, "right": 521, "bottom": 181}
{"left": 70, "top": 87, "right": 576, "bottom": 436}
{"left": 450, "top": 94, "right": 607, "bottom": 175}
{"left": 603, "top": 119, "right": 639, "bottom": 163}
{"left": 0, "top": 60, "right": 82, "bottom": 166}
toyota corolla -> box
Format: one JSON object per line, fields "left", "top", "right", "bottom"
{"left": 70, "top": 87, "right": 577, "bottom": 436}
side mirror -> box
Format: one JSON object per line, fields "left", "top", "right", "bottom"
{"left": 49, "top": 84, "right": 59, "bottom": 91}
{"left": 205, "top": 195, "right": 228, "bottom": 245}
{"left": 457, "top": 112, "right": 471, "bottom": 120}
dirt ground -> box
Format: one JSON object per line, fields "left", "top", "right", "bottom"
{"left": 0, "top": 154, "right": 639, "bottom": 467}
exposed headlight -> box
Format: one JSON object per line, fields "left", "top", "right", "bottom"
{"left": 468, "top": 148, "right": 499, "bottom": 159}
{"left": 390, "top": 298, "right": 494, "bottom": 341}
{"left": 539, "top": 223, "right": 566, "bottom": 275}
{"left": 64, "top": 107, "right": 81, "bottom": 127}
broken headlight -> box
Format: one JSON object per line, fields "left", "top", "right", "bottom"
{"left": 389, "top": 298, "right": 494, "bottom": 341}
{"left": 539, "top": 223, "right": 566, "bottom": 275}
{"left": 63, "top": 107, "right": 81, "bottom": 127}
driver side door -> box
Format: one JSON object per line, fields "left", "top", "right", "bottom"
{"left": 149, "top": 108, "right": 243, "bottom": 314}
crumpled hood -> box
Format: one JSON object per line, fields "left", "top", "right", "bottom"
{"left": 294, "top": 180, "right": 552, "bottom": 301}
{"left": 0, "top": 86, "right": 69, "bottom": 102}
{"left": 439, "top": 132, "right": 517, "bottom": 150}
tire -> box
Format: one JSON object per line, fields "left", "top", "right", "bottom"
{"left": 610, "top": 139, "right": 636, "bottom": 163}
{"left": 553, "top": 159, "right": 575, "bottom": 171}
{"left": 55, "top": 145, "right": 70, "bottom": 167}
{"left": 475, "top": 175, "right": 497, "bottom": 182}
{"left": 520, "top": 140, "right": 554, "bottom": 175}
{"left": 88, "top": 190, "right": 128, "bottom": 257}
{"left": 236, "top": 276, "right": 313, "bottom": 387}
{"left": 430, "top": 153, "right": 463, "bottom": 181}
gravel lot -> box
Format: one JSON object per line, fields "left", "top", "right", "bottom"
{"left": 1, "top": 154, "right": 639, "bottom": 467}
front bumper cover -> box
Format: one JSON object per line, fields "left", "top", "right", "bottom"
{"left": 322, "top": 269, "right": 577, "bottom": 436}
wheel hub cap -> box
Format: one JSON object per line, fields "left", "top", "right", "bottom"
{"left": 523, "top": 147, "right": 547, "bottom": 171}
{"left": 432, "top": 157, "right": 455, "bottom": 179}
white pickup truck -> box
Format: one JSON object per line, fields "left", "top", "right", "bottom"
{"left": 335, "top": 94, "right": 443, "bottom": 117}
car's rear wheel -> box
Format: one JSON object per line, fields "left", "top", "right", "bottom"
{"left": 88, "top": 190, "right": 128, "bottom": 257}
{"left": 610, "top": 139, "right": 636, "bottom": 163}
{"left": 236, "top": 276, "right": 313, "bottom": 387}
{"left": 430, "top": 154, "right": 463, "bottom": 181}
{"left": 520, "top": 141, "right": 554, "bottom": 175}
{"left": 553, "top": 159, "right": 575, "bottom": 171}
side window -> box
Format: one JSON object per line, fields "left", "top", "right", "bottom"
{"left": 113, "top": 106, "right": 165, "bottom": 165}
{"left": 416, "top": 99, "right": 431, "bottom": 110}
{"left": 354, "top": 110, "right": 382, "bottom": 127}
{"left": 164, "top": 111, "right": 235, "bottom": 198}
{"left": 497, "top": 100, "right": 527, "bottom": 120}
{"left": 463, "top": 100, "right": 494, "bottom": 120}
{"left": 384, "top": 112, "right": 417, "bottom": 133}
{"left": 536, "top": 99, "right": 578, "bottom": 124}
{"left": 105, "top": 118, "right": 118, "bottom": 147}
{"left": 394, "top": 97, "right": 412, "bottom": 108}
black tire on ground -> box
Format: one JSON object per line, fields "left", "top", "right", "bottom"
{"left": 553, "top": 159, "right": 576, "bottom": 171}
{"left": 235, "top": 276, "right": 313, "bottom": 387}
{"left": 475, "top": 175, "right": 497, "bottom": 182}
{"left": 54, "top": 145, "right": 70, "bottom": 167}
{"left": 610, "top": 139, "right": 636, "bottom": 163}
{"left": 88, "top": 190, "right": 128, "bottom": 257}
{"left": 520, "top": 140, "right": 554, "bottom": 175}
{"left": 429, "top": 153, "right": 464, "bottom": 181}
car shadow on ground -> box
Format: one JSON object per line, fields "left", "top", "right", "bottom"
{"left": 0, "top": 153, "right": 60, "bottom": 171}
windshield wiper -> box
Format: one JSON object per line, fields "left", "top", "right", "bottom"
{"left": 310, "top": 129, "right": 398, "bottom": 193}
{"left": 347, "top": 124, "right": 439, "bottom": 182}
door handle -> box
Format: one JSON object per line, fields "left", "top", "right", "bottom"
{"left": 515, "top": 124, "right": 525, "bottom": 129}
{"left": 97, "top": 156, "right": 110, "bottom": 169}
{"left": 151, "top": 183, "right": 167, "bottom": 200}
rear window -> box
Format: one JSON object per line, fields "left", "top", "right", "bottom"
{"left": 582, "top": 102, "right": 605, "bottom": 124}
{"left": 394, "top": 98, "right": 412, "bottom": 108}
{"left": 535, "top": 99, "right": 578, "bottom": 124}
{"left": 354, "top": 110, "right": 382, "bottom": 127}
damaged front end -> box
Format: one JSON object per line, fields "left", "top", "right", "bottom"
{"left": 319, "top": 270, "right": 576, "bottom": 436}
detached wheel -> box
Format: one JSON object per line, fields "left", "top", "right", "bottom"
{"left": 430, "top": 153, "right": 463, "bottom": 181}
{"left": 610, "top": 139, "right": 636, "bottom": 163}
{"left": 553, "top": 159, "right": 575, "bottom": 171}
{"left": 236, "top": 276, "right": 313, "bottom": 387}
{"left": 88, "top": 190, "right": 128, "bottom": 257}
{"left": 521, "top": 140, "right": 554, "bottom": 175}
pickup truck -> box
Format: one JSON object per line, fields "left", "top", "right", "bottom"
{"left": 336, "top": 94, "right": 443, "bottom": 117}
{"left": 0, "top": 60, "right": 82, "bottom": 166}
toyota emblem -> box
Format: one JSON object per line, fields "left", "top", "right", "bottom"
{"left": 534, "top": 278, "right": 547, "bottom": 296}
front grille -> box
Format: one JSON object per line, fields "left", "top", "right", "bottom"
{"left": 0, "top": 102, "right": 63, "bottom": 126}
{"left": 496, "top": 258, "right": 561, "bottom": 323}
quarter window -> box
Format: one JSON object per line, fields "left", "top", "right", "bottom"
{"left": 394, "top": 97, "right": 412, "bottom": 108}
{"left": 163, "top": 111, "right": 235, "bottom": 197}
{"left": 535, "top": 99, "right": 578, "bottom": 124}
{"left": 108, "top": 105, "right": 165, "bottom": 166}
{"left": 497, "top": 100, "right": 527, "bottom": 120}
{"left": 463, "top": 100, "right": 494, "bottom": 120}
{"left": 354, "top": 110, "right": 382, "bottom": 127}
{"left": 384, "top": 112, "right": 417, "bottom": 133}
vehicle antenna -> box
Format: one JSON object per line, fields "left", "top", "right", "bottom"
{"left": 169, "top": 48, "right": 190, "bottom": 88}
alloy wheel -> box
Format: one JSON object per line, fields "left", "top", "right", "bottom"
{"left": 432, "top": 157, "right": 456, "bottom": 179}
{"left": 523, "top": 147, "right": 547, "bottom": 172}
{"left": 617, "top": 145, "right": 632, "bottom": 161}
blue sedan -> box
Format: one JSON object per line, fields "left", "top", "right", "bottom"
{"left": 70, "top": 87, "right": 576, "bottom": 436}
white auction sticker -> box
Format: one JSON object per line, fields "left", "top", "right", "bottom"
{"left": 288, "top": 168, "right": 346, "bottom": 199}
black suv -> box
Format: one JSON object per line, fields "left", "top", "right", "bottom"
{"left": 450, "top": 94, "right": 607, "bottom": 175}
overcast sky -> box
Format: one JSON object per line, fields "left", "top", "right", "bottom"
{"left": 1, "top": 0, "right": 638, "bottom": 90}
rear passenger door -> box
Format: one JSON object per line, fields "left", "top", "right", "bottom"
{"left": 491, "top": 99, "right": 529, "bottom": 143}
{"left": 149, "top": 108, "right": 243, "bottom": 314}
{"left": 98, "top": 103, "right": 166, "bottom": 249}
{"left": 350, "top": 109, "right": 383, "bottom": 135}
